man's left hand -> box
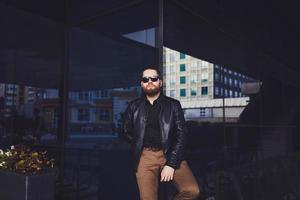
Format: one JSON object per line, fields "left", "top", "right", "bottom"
{"left": 160, "top": 165, "right": 175, "bottom": 182}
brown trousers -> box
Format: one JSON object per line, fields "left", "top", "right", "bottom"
{"left": 136, "top": 149, "right": 200, "bottom": 200}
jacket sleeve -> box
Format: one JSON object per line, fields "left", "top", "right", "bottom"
{"left": 166, "top": 101, "right": 187, "bottom": 169}
{"left": 122, "top": 102, "right": 134, "bottom": 144}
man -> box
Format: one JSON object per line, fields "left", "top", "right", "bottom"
{"left": 123, "top": 67, "right": 200, "bottom": 200}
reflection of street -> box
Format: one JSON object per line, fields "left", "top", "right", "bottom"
{"left": 37, "top": 128, "right": 220, "bottom": 199}
{"left": 41, "top": 132, "right": 119, "bottom": 147}
{"left": 36, "top": 137, "right": 138, "bottom": 200}
{"left": 38, "top": 132, "right": 218, "bottom": 200}
{"left": 69, "top": 132, "right": 118, "bottom": 137}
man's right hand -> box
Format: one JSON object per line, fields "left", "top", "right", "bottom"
{"left": 160, "top": 165, "right": 175, "bottom": 182}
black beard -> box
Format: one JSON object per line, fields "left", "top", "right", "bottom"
{"left": 142, "top": 86, "right": 161, "bottom": 96}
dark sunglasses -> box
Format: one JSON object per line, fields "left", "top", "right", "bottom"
{"left": 141, "top": 76, "right": 160, "bottom": 83}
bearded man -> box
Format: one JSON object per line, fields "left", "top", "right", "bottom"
{"left": 123, "top": 67, "right": 200, "bottom": 200}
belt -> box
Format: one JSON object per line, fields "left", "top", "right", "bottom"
{"left": 143, "top": 147, "right": 162, "bottom": 152}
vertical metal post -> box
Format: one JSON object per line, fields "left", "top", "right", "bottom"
{"left": 58, "top": 0, "right": 69, "bottom": 198}
{"left": 58, "top": 6, "right": 69, "bottom": 146}
{"left": 156, "top": 0, "right": 164, "bottom": 93}
{"left": 221, "top": 66, "right": 228, "bottom": 169}
{"left": 218, "top": 0, "right": 228, "bottom": 170}
{"left": 157, "top": 1, "right": 168, "bottom": 199}
{"left": 12, "top": 49, "right": 16, "bottom": 109}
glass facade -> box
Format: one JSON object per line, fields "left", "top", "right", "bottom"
{"left": 1, "top": 2, "right": 298, "bottom": 200}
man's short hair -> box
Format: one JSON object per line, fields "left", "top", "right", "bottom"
{"left": 141, "top": 67, "right": 161, "bottom": 78}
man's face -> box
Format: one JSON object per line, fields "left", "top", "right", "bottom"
{"left": 141, "top": 69, "right": 162, "bottom": 96}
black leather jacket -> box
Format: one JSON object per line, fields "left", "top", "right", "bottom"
{"left": 123, "top": 94, "right": 187, "bottom": 170}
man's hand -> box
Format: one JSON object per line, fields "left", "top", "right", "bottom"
{"left": 160, "top": 165, "right": 175, "bottom": 182}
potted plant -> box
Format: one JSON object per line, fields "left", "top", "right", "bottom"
{"left": 0, "top": 144, "right": 56, "bottom": 200}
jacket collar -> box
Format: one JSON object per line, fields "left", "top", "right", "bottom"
{"left": 143, "top": 93, "right": 164, "bottom": 105}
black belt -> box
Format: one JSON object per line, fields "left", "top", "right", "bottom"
{"left": 143, "top": 147, "right": 162, "bottom": 152}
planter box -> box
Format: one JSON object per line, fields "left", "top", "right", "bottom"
{"left": 0, "top": 170, "right": 56, "bottom": 200}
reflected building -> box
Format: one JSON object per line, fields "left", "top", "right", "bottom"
{"left": 0, "top": 84, "right": 141, "bottom": 135}
{"left": 68, "top": 87, "right": 140, "bottom": 134}
{"left": 111, "top": 87, "right": 141, "bottom": 131}
{"left": 69, "top": 90, "right": 113, "bottom": 134}
{"left": 163, "top": 47, "right": 254, "bottom": 122}
{"left": 0, "top": 84, "right": 18, "bottom": 110}
{"left": 0, "top": 83, "right": 41, "bottom": 116}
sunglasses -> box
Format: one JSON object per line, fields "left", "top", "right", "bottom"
{"left": 141, "top": 76, "right": 160, "bottom": 83}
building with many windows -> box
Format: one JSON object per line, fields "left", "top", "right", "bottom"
{"left": 163, "top": 47, "right": 254, "bottom": 122}
{"left": 0, "top": 83, "right": 40, "bottom": 116}
{"left": 164, "top": 47, "right": 215, "bottom": 100}
{"left": 1, "top": 82, "right": 140, "bottom": 135}
{"left": 164, "top": 47, "right": 253, "bottom": 100}
{"left": 68, "top": 87, "right": 140, "bottom": 134}
{"left": 68, "top": 89, "right": 114, "bottom": 133}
